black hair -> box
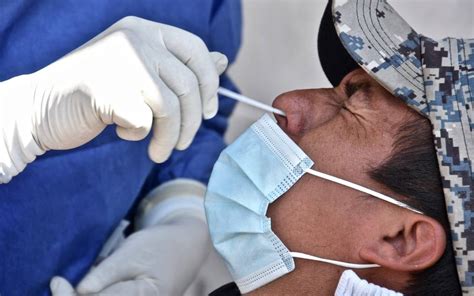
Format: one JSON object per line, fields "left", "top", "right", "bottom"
{"left": 369, "top": 114, "right": 462, "bottom": 295}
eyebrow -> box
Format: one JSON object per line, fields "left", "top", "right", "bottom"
{"left": 344, "top": 81, "right": 371, "bottom": 98}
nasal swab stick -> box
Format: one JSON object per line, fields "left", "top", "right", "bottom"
{"left": 217, "top": 87, "right": 286, "bottom": 117}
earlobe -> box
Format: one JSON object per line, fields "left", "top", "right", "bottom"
{"left": 359, "top": 215, "right": 446, "bottom": 272}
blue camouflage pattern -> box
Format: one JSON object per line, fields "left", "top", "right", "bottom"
{"left": 333, "top": 0, "right": 427, "bottom": 112}
{"left": 333, "top": 0, "right": 474, "bottom": 293}
{"left": 422, "top": 37, "right": 474, "bottom": 291}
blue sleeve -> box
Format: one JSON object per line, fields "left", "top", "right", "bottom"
{"left": 0, "top": 1, "right": 242, "bottom": 295}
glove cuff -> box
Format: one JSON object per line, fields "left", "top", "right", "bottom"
{"left": 0, "top": 75, "right": 45, "bottom": 183}
{"left": 135, "top": 179, "right": 207, "bottom": 230}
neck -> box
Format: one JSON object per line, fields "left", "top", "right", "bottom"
{"left": 249, "top": 261, "right": 342, "bottom": 295}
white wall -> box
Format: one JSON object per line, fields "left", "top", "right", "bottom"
{"left": 225, "top": 0, "right": 474, "bottom": 142}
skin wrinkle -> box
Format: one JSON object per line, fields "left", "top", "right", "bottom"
{"left": 248, "top": 69, "right": 446, "bottom": 295}
{"left": 342, "top": 82, "right": 380, "bottom": 142}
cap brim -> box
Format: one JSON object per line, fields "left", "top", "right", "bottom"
{"left": 330, "top": 0, "right": 427, "bottom": 112}
{"left": 318, "top": 0, "right": 360, "bottom": 86}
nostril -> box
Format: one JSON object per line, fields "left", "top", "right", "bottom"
{"left": 274, "top": 113, "right": 288, "bottom": 129}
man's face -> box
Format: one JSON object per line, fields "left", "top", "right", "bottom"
{"left": 250, "top": 69, "right": 421, "bottom": 295}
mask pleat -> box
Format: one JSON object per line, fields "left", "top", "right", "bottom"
{"left": 224, "top": 116, "right": 313, "bottom": 202}
{"left": 205, "top": 192, "right": 268, "bottom": 240}
{"left": 207, "top": 154, "right": 269, "bottom": 214}
{"left": 212, "top": 226, "right": 293, "bottom": 282}
{"left": 225, "top": 131, "right": 292, "bottom": 200}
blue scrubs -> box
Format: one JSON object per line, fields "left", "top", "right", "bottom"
{"left": 0, "top": 1, "right": 241, "bottom": 295}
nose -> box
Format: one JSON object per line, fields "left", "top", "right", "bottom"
{"left": 272, "top": 89, "right": 339, "bottom": 138}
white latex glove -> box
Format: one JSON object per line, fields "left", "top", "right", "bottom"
{"left": 49, "top": 278, "right": 75, "bottom": 296}
{"left": 0, "top": 16, "right": 228, "bottom": 183}
{"left": 51, "top": 216, "right": 210, "bottom": 296}
{"left": 51, "top": 180, "right": 211, "bottom": 296}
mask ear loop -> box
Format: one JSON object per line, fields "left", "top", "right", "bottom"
{"left": 288, "top": 169, "right": 420, "bottom": 270}
{"left": 290, "top": 252, "right": 380, "bottom": 269}
{"left": 305, "top": 168, "right": 423, "bottom": 215}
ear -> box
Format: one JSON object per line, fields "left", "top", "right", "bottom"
{"left": 359, "top": 214, "right": 446, "bottom": 272}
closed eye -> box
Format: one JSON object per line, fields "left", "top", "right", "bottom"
{"left": 344, "top": 81, "right": 371, "bottom": 98}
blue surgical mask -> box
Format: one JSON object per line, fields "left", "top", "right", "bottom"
{"left": 204, "top": 114, "right": 420, "bottom": 294}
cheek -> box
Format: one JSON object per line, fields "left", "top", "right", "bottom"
{"left": 297, "top": 116, "right": 391, "bottom": 180}
{"left": 298, "top": 123, "right": 360, "bottom": 178}
{"left": 267, "top": 175, "right": 365, "bottom": 256}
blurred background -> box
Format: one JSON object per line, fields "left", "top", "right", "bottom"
{"left": 225, "top": 0, "right": 474, "bottom": 142}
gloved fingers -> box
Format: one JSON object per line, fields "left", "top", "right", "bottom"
{"left": 113, "top": 99, "right": 153, "bottom": 141}
{"left": 147, "top": 78, "right": 181, "bottom": 163}
{"left": 158, "top": 55, "right": 201, "bottom": 150}
{"left": 210, "top": 51, "right": 229, "bottom": 75}
{"left": 207, "top": 52, "right": 229, "bottom": 118}
{"left": 76, "top": 247, "right": 140, "bottom": 294}
{"left": 160, "top": 26, "right": 226, "bottom": 119}
{"left": 50, "top": 276, "right": 76, "bottom": 296}
{"left": 86, "top": 278, "right": 160, "bottom": 296}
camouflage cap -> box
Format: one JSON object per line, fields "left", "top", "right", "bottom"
{"left": 331, "top": 0, "right": 474, "bottom": 292}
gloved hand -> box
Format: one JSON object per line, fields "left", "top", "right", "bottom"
{"left": 0, "top": 16, "right": 228, "bottom": 183}
{"left": 50, "top": 179, "right": 212, "bottom": 296}
{"left": 50, "top": 216, "right": 210, "bottom": 296}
